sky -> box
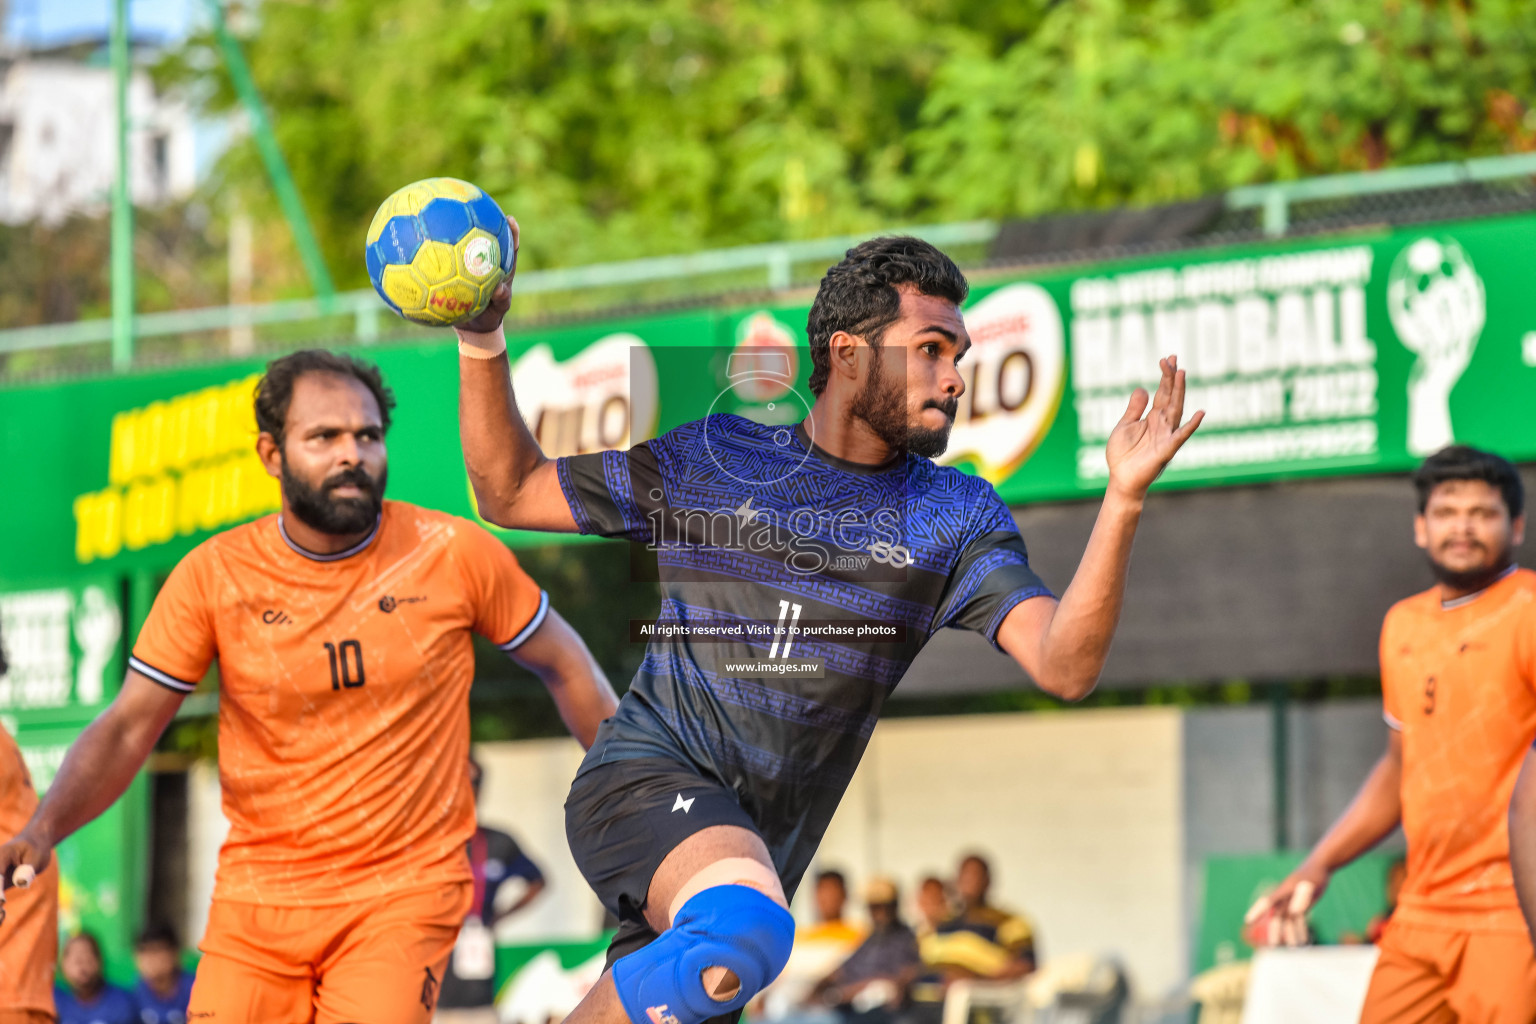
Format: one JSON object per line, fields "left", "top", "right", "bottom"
{"left": 4, "top": 0, "right": 199, "bottom": 47}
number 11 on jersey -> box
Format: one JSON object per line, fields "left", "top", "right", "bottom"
{"left": 769, "top": 600, "right": 803, "bottom": 659}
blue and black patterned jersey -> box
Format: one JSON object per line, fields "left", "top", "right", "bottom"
{"left": 557, "top": 414, "right": 1051, "bottom": 895}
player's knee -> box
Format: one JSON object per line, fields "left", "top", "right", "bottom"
{"left": 611, "top": 884, "right": 794, "bottom": 1024}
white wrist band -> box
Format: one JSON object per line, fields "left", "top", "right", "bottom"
{"left": 457, "top": 325, "right": 507, "bottom": 359}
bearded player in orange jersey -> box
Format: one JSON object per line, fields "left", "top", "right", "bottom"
{"left": 0, "top": 350, "right": 619, "bottom": 1024}
{"left": 1247, "top": 445, "right": 1536, "bottom": 1024}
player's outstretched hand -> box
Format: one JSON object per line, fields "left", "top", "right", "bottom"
{"left": 1244, "top": 861, "right": 1330, "bottom": 948}
{"left": 0, "top": 829, "right": 51, "bottom": 923}
{"left": 1103, "top": 355, "right": 1204, "bottom": 500}
{"left": 456, "top": 214, "right": 520, "bottom": 335}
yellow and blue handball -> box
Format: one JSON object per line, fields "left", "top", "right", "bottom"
{"left": 365, "top": 177, "right": 515, "bottom": 326}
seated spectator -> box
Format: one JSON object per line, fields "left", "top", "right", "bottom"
{"left": 132, "top": 924, "right": 192, "bottom": 1024}
{"left": 920, "top": 854, "right": 1036, "bottom": 981}
{"left": 55, "top": 932, "right": 138, "bottom": 1024}
{"left": 802, "top": 870, "right": 865, "bottom": 947}
{"left": 913, "top": 876, "right": 951, "bottom": 939}
{"left": 755, "top": 869, "right": 868, "bottom": 1019}
{"left": 809, "top": 878, "right": 922, "bottom": 1024}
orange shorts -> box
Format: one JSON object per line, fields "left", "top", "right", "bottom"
{"left": 189, "top": 881, "right": 472, "bottom": 1024}
{"left": 1359, "top": 919, "right": 1536, "bottom": 1024}
{"left": 0, "top": 861, "right": 58, "bottom": 1020}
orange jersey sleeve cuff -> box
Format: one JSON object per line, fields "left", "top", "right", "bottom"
{"left": 494, "top": 590, "right": 549, "bottom": 654}
{"left": 128, "top": 654, "right": 200, "bottom": 694}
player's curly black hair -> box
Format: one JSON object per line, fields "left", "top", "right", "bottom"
{"left": 1413, "top": 445, "right": 1524, "bottom": 518}
{"left": 806, "top": 236, "right": 969, "bottom": 397}
{"left": 254, "top": 349, "right": 397, "bottom": 446}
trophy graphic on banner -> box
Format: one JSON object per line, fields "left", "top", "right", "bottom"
{"left": 73, "top": 586, "right": 122, "bottom": 707}
{"left": 1387, "top": 237, "right": 1486, "bottom": 457}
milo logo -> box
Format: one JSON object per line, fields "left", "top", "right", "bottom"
{"left": 511, "top": 334, "right": 660, "bottom": 457}
{"left": 941, "top": 283, "right": 1067, "bottom": 482}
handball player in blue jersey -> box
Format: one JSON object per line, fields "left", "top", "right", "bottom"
{"left": 455, "top": 223, "right": 1202, "bottom": 1024}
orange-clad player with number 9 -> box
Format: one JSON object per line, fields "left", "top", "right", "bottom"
{"left": 0, "top": 351, "right": 618, "bottom": 1024}
{"left": 1247, "top": 446, "right": 1536, "bottom": 1024}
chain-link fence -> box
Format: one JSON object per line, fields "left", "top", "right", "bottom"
{"left": 4, "top": 159, "right": 1536, "bottom": 384}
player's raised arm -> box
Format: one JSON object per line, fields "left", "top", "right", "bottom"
{"left": 996, "top": 356, "right": 1203, "bottom": 700}
{"left": 0, "top": 669, "right": 184, "bottom": 893}
{"left": 453, "top": 217, "right": 580, "bottom": 532}
{"left": 1513, "top": 747, "right": 1536, "bottom": 943}
{"left": 505, "top": 607, "right": 618, "bottom": 749}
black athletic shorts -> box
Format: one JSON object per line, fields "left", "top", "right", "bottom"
{"left": 564, "top": 755, "right": 761, "bottom": 972}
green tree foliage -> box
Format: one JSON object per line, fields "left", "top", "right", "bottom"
{"left": 162, "top": 0, "right": 1534, "bottom": 297}
{"left": 0, "top": 202, "right": 226, "bottom": 348}
{"left": 913, "top": 0, "right": 1536, "bottom": 219}
{"left": 161, "top": 0, "right": 1032, "bottom": 293}
{"left": 0, "top": 215, "right": 113, "bottom": 329}
{"left": 10, "top": 1, "right": 1530, "bottom": 329}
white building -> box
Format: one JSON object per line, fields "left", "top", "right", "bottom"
{"left": 0, "top": 37, "right": 197, "bottom": 224}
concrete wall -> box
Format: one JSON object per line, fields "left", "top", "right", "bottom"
{"left": 1181, "top": 700, "right": 1398, "bottom": 864}
{"left": 813, "top": 709, "right": 1187, "bottom": 997}
{"left": 470, "top": 709, "right": 1191, "bottom": 993}
{"left": 1284, "top": 701, "right": 1399, "bottom": 853}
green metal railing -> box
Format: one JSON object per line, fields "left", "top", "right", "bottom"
{"left": 7, "top": 150, "right": 1536, "bottom": 370}
{"left": 1227, "top": 151, "right": 1536, "bottom": 236}
{"left": 0, "top": 220, "right": 997, "bottom": 359}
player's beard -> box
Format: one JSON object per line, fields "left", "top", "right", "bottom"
{"left": 1426, "top": 538, "right": 1514, "bottom": 594}
{"left": 851, "top": 351, "right": 957, "bottom": 459}
{"left": 282, "top": 460, "right": 387, "bottom": 535}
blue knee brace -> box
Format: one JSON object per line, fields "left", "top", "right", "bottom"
{"left": 611, "top": 884, "right": 795, "bottom": 1024}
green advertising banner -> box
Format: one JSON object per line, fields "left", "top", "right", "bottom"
{"left": 968, "top": 214, "right": 1536, "bottom": 504}
{"left": 3, "top": 211, "right": 1535, "bottom": 584}
{"left": 726, "top": 215, "right": 1536, "bottom": 505}
{"left": 0, "top": 576, "right": 125, "bottom": 725}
